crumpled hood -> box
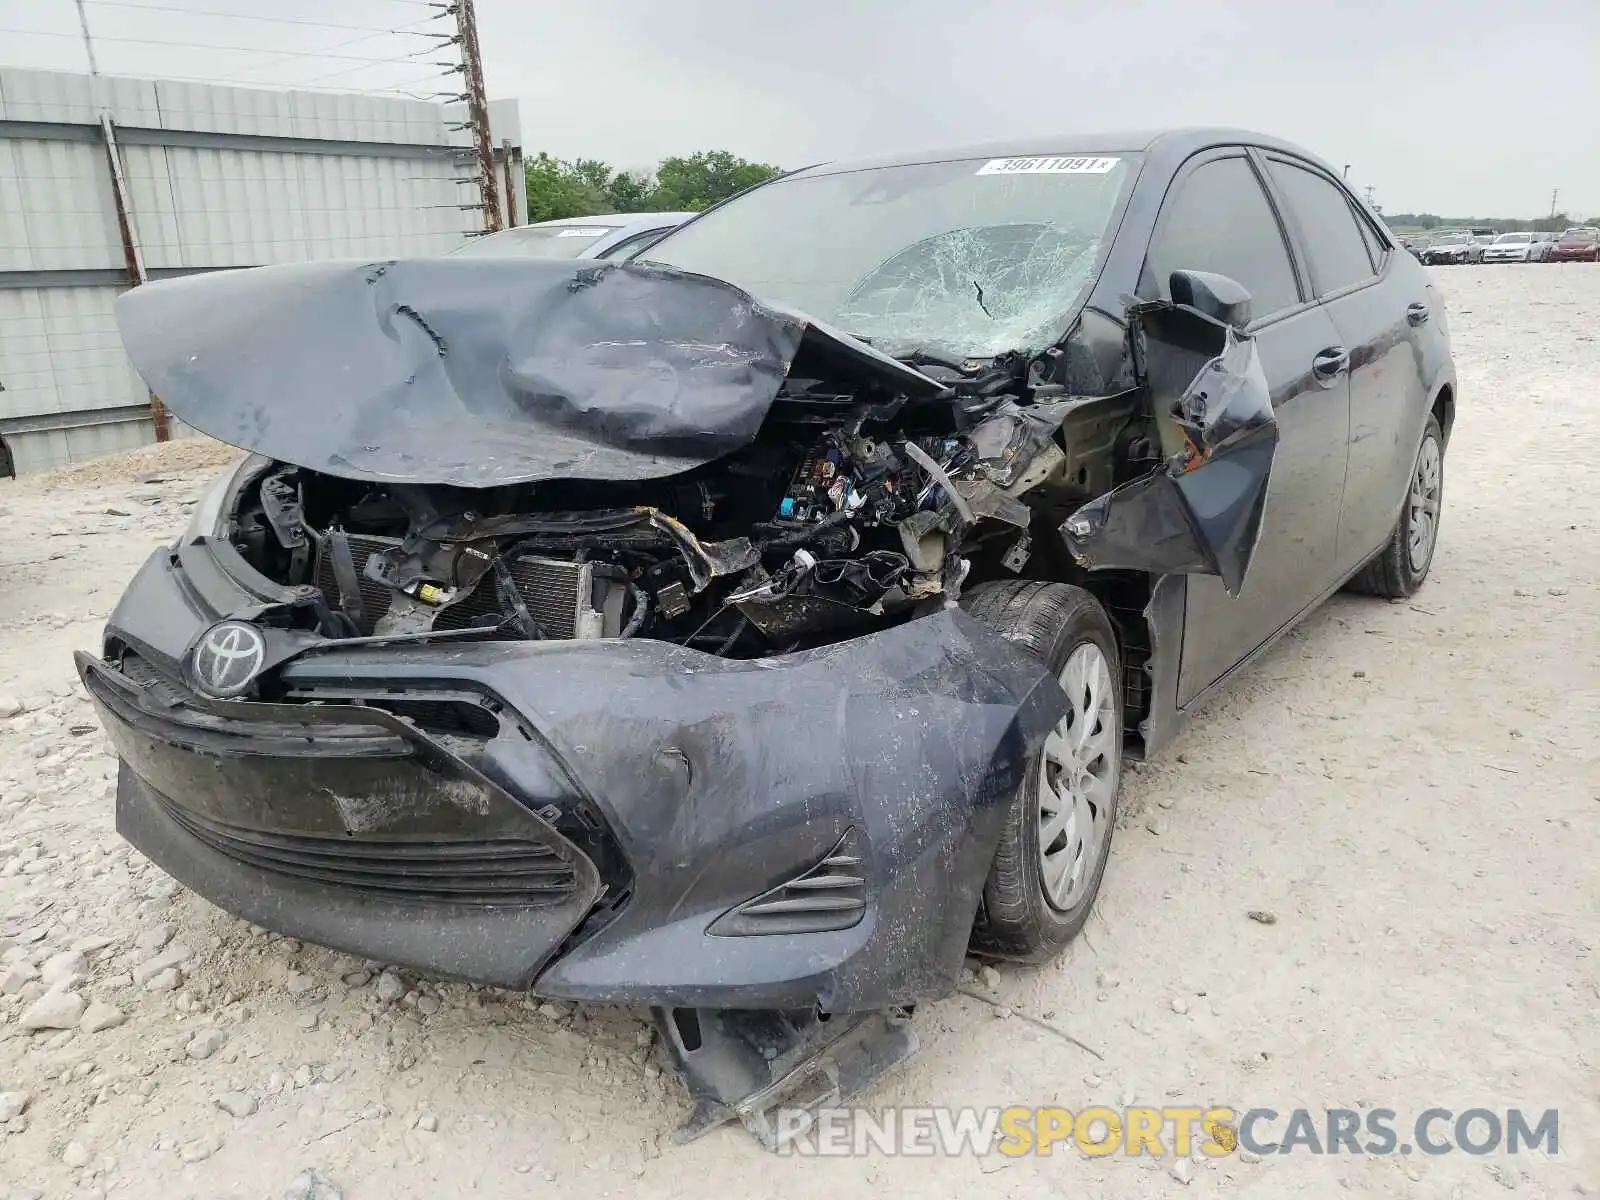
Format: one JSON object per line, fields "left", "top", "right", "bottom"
{"left": 114, "top": 258, "right": 944, "bottom": 487}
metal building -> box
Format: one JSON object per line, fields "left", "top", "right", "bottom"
{"left": 0, "top": 66, "right": 523, "bottom": 474}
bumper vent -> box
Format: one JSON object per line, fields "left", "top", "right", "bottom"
{"left": 710, "top": 828, "right": 866, "bottom": 937}
{"left": 313, "top": 536, "right": 591, "bottom": 638}
{"left": 153, "top": 791, "right": 578, "bottom": 908}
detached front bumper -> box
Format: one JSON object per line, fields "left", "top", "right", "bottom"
{"left": 83, "top": 545, "right": 1065, "bottom": 1012}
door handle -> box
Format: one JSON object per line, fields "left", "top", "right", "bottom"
{"left": 1406, "top": 302, "right": 1430, "bottom": 326}
{"left": 1312, "top": 347, "right": 1349, "bottom": 387}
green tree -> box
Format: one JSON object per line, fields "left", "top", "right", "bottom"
{"left": 606, "top": 169, "right": 655, "bottom": 213}
{"left": 523, "top": 152, "right": 609, "bottom": 222}
{"left": 649, "top": 150, "right": 781, "bottom": 211}
{"left": 524, "top": 149, "right": 783, "bottom": 222}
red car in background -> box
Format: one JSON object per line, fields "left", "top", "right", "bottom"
{"left": 1552, "top": 227, "right": 1600, "bottom": 262}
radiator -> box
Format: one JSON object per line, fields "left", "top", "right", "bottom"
{"left": 313, "top": 535, "right": 599, "bottom": 638}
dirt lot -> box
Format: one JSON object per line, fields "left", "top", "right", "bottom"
{"left": 0, "top": 265, "right": 1596, "bottom": 1199}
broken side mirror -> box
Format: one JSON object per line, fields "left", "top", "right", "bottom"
{"left": 1059, "top": 301, "right": 1278, "bottom": 597}
{"left": 1169, "top": 270, "right": 1252, "bottom": 332}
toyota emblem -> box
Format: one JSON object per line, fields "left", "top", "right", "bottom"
{"left": 189, "top": 621, "right": 267, "bottom": 698}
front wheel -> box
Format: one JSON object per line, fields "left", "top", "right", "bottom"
{"left": 960, "top": 581, "right": 1122, "bottom": 961}
{"left": 1346, "top": 414, "right": 1444, "bottom": 598}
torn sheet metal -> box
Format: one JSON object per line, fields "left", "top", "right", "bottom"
{"left": 114, "top": 258, "right": 945, "bottom": 488}
{"left": 1061, "top": 302, "right": 1278, "bottom": 596}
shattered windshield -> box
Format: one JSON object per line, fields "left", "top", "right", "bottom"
{"left": 640, "top": 154, "right": 1136, "bottom": 359}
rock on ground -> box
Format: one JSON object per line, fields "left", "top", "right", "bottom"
{"left": 18, "top": 989, "right": 86, "bottom": 1031}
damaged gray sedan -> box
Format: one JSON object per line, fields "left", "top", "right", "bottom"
{"left": 80, "top": 128, "right": 1455, "bottom": 1145}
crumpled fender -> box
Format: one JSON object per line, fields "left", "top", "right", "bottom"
{"left": 278, "top": 609, "right": 1068, "bottom": 1010}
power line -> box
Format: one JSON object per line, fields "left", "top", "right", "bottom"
{"left": 227, "top": 17, "right": 451, "bottom": 83}
{"left": 28, "top": 66, "right": 454, "bottom": 95}
{"left": 294, "top": 56, "right": 454, "bottom": 89}
{"left": 79, "top": 1, "right": 438, "bottom": 36}
{"left": 0, "top": 26, "right": 438, "bottom": 67}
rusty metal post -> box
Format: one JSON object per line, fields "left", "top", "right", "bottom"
{"left": 502, "top": 138, "right": 518, "bottom": 227}
{"left": 80, "top": 0, "right": 169, "bottom": 440}
{"left": 456, "top": 0, "right": 502, "bottom": 233}
{"left": 99, "top": 114, "right": 170, "bottom": 441}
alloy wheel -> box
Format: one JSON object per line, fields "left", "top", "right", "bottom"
{"left": 1407, "top": 434, "right": 1442, "bottom": 573}
{"left": 1037, "top": 643, "right": 1117, "bottom": 911}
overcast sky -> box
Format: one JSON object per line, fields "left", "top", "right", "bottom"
{"left": 5, "top": 0, "right": 1598, "bottom": 217}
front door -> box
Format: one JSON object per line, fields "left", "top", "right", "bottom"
{"left": 1134, "top": 150, "right": 1353, "bottom": 704}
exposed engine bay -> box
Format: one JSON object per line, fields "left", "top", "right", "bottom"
{"left": 116, "top": 257, "right": 1277, "bottom": 671}
{"left": 231, "top": 367, "right": 1141, "bottom": 659}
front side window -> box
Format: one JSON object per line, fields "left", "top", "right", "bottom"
{"left": 1266, "top": 160, "right": 1377, "bottom": 295}
{"left": 641, "top": 154, "right": 1136, "bottom": 359}
{"left": 1146, "top": 156, "right": 1301, "bottom": 318}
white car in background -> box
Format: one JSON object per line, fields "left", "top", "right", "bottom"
{"left": 451, "top": 212, "right": 696, "bottom": 260}
{"left": 1483, "top": 231, "right": 1540, "bottom": 263}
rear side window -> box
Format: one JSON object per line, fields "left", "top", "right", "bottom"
{"left": 1353, "top": 211, "right": 1388, "bottom": 271}
{"left": 1266, "top": 160, "right": 1378, "bottom": 294}
{"left": 1147, "top": 156, "right": 1300, "bottom": 318}
{"left": 596, "top": 229, "right": 671, "bottom": 260}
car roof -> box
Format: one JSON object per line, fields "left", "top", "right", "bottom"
{"left": 783, "top": 128, "right": 1329, "bottom": 178}
{"left": 520, "top": 212, "right": 697, "bottom": 232}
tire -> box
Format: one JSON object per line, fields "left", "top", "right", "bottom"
{"left": 959, "top": 580, "right": 1122, "bottom": 961}
{"left": 1346, "top": 414, "right": 1445, "bottom": 598}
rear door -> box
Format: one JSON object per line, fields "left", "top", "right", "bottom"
{"left": 1140, "top": 150, "right": 1353, "bottom": 704}
{"left": 1260, "top": 155, "right": 1431, "bottom": 572}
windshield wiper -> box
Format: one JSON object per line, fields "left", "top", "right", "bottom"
{"left": 894, "top": 346, "right": 974, "bottom": 372}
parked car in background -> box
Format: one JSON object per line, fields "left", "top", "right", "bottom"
{"left": 1530, "top": 231, "right": 1558, "bottom": 262}
{"left": 1483, "top": 231, "right": 1539, "bottom": 263}
{"left": 1398, "top": 235, "right": 1426, "bottom": 259}
{"left": 451, "top": 212, "right": 695, "bottom": 260}
{"left": 1421, "top": 230, "right": 1485, "bottom": 265}
{"left": 1552, "top": 227, "right": 1600, "bottom": 262}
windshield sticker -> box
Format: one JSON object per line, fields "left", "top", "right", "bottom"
{"left": 557, "top": 228, "right": 608, "bottom": 238}
{"left": 976, "top": 156, "right": 1119, "bottom": 176}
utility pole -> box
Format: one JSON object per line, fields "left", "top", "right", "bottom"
{"left": 72, "top": 0, "right": 99, "bottom": 73}
{"left": 1549, "top": 188, "right": 1559, "bottom": 219}
{"left": 1364, "top": 185, "right": 1376, "bottom": 207}
{"left": 455, "top": 0, "right": 502, "bottom": 233}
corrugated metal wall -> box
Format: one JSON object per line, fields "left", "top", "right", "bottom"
{"left": 0, "top": 67, "right": 522, "bottom": 474}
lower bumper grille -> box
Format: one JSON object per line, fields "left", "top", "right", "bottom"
{"left": 152, "top": 789, "right": 579, "bottom": 907}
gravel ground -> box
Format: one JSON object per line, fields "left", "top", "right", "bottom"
{"left": 0, "top": 265, "right": 1596, "bottom": 1199}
